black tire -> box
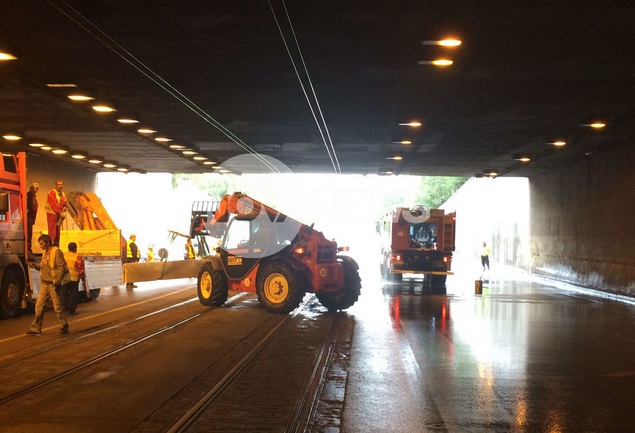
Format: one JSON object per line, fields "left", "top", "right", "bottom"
{"left": 316, "top": 259, "right": 362, "bottom": 311}
{"left": 0, "top": 270, "right": 23, "bottom": 319}
{"left": 0, "top": 270, "right": 24, "bottom": 319}
{"left": 197, "top": 262, "right": 228, "bottom": 307}
{"left": 256, "top": 261, "right": 304, "bottom": 314}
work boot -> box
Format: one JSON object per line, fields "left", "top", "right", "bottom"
{"left": 24, "top": 329, "right": 41, "bottom": 336}
{"left": 60, "top": 325, "right": 69, "bottom": 335}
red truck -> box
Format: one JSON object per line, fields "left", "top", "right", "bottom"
{"left": 377, "top": 206, "right": 456, "bottom": 290}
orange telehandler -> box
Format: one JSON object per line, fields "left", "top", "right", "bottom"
{"left": 195, "top": 192, "right": 361, "bottom": 314}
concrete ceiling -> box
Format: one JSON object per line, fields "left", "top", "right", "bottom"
{"left": 1, "top": 1, "right": 634, "bottom": 177}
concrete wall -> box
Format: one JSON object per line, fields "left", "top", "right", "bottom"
{"left": 25, "top": 154, "right": 97, "bottom": 239}
{"left": 530, "top": 144, "right": 635, "bottom": 296}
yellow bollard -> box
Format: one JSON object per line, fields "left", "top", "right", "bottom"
{"left": 147, "top": 247, "right": 154, "bottom": 262}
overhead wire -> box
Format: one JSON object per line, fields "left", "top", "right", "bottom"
{"left": 269, "top": 0, "right": 342, "bottom": 174}
{"left": 45, "top": 0, "right": 281, "bottom": 174}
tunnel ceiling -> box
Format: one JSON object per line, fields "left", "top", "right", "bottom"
{"left": 1, "top": 1, "right": 634, "bottom": 177}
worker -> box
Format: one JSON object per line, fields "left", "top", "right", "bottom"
{"left": 26, "top": 182, "right": 39, "bottom": 254}
{"left": 44, "top": 180, "right": 67, "bottom": 247}
{"left": 61, "top": 242, "right": 88, "bottom": 315}
{"left": 126, "top": 234, "right": 140, "bottom": 288}
{"left": 24, "top": 234, "right": 70, "bottom": 336}
{"left": 480, "top": 241, "right": 491, "bottom": 271}
{"left": 185, "top": 237, "right": 196, "bottom": 259}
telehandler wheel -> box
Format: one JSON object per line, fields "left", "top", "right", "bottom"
{"left": 197, "top": 263, "right": 228, "bottom": 307}
{"left": 0, "top": 270, "right": 22, "bottom": 319}
{"left": 256, "top": 262, "right": 304, "bottom": 314}
{"left": 316, "top": 260, "right": 362, "bottom": 311}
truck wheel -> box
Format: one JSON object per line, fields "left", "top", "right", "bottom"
{"left": 317, "top": 260, "right": 362, "bottom": 311}
{"left": 1, "top": 270, "right": 23, "bottom": 319}
{"left": 256, "top": 262, "right": 303, "bottom": 314}
{"left": 197, "top": 263, "right": 228, "bottom": 307}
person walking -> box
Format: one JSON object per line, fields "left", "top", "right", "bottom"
{"left": 44, "top": 180, "right": 67, "bottom": 247}
{"left": 26, "top": 182, "right": 39, "bottom": 254}
{"left": 25, "top": 234, "right": 70, "bottom": 336}
{"left": 185, "top": 237, "right": 196, "bottom": 259}
{"left": 126, "top": 234, "right": 140, "bottom": 288}
{"left": 60, "top": 242, "right": 88, "bottom": 315}
{"left": 480, "top": 241, "right": 491, "bottom": 271}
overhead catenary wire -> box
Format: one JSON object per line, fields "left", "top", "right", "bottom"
{"left": 269, "top": 0, "right": 342, "bottom": 175}
{"left": 45, "top": 0, "right": 280, "bottom": 174}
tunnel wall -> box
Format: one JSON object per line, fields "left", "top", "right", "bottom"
{"left": 530, "top": 144, "right": 635, "bottom": 296}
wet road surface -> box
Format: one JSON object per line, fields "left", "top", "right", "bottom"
{"left": 342, "top": 259, "right": 635, "bottom": 432}
{"left": 1, "top": 259, "right": 634, "bottom": 432}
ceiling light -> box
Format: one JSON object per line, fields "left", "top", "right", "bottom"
{"left": 379, "top": 171, "right": 394, "bottom": 176}
{"left": 137, "top": 127, "right": 157, "bottom": 134}
{"left": 41, "top": 145, "right": 53, "bottom": 151}
{"left": 418, "top": 59, "right": 454, "bottom": 66}
{"left": 546, "top": 139, "right": 567, "bottom": 147}
{"left": 68, "top": 94, "right": 94, "bottom": 102}
{"left": 386, "top": 156, "right": 403, "bottom": 160}
{"left": 117, "top": 117, "right": 139, "bottom": 124}
{"left": 193, "top": 155, "right": 207, "bottom": 161}
{"left": 581, "top": 122, "right": 606, "bottom": 129}
{"left": 2, "top": 131, "right": 24, "bottom": 141}
{"left": 182, "top": 149, "right": 197, "bottom": 155}
{"left": 155, "top": 136, "right": 172, "bottom": 142}
{"left": 92, "top": 103, "right": 116, "bottom": 113}
{"left": 116, "top": 165, "right": 131, "bottom": 172}
{"left": 393, "top": 140, "right": 412, "bottom": 145}
{"left": 28, "top": 141, "right": 46, "bottom": 148}
{"left": 483, "top": 169, "right": 499, "bottom": 177}
{"left": 71, "top": 151, "right": 88, "bottom": 160}
{"left": 102, "top": 161, "right": 118, "bottom": 169}
{"left": 0, "top": 51, "right": 17, "bottom": 60}
{"left": 87, "top": 156, "right": 104, "bottom": 164}
{"left": 51, "top": 146, "right": 70, "bottom": 155}
{"left": 512, "top": 153, "right": 531, "bottom": 162}
{"left": 168, "top": 143, "right": 186, "bottom": 150}
{"left": 422, "top": 39, "right": 462, "bottom": 47}
{"left": 203, "top": 160, "right": 217, "bottom": 165}
{"left": 398, "top": 122, "right": 422, "bottom": 127}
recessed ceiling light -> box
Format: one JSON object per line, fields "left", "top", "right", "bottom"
{"left": 393, "top": 140, "right": 412, "bottom": 145}
{"left": 203, "top": 160, "right": 216, "bottom": 165}
{"left": 28, "top": 142, "right": 46, "bottom": 148}
{"left": 87, "top": 156, "right": 104, "bottom": 164}
{"left": 51, "top": 146, "right": 70, "bottom": 155}
{"left": 584, "top": 122, "right": 606, "bottom": 129}
{"left": 0, "top": 52, "right": 17, "bottom": 60}
{"left": 398, "top": 122, "right": 422, "bottom": 127}
{"left": 2, "top": 132, "right": 24, "bottom": 141}
{"left": 193, "top": 155, "right": 207, "bottom": 161}
{"left": 92, "top": 104, "right": 116, "bottom": 113}
{"left": 137, "top": 128, "right": 157, "bottom": 134}
{"left": 102, "top": 161, "right": 117, "bottom": 168}
{"left": 182, "top": 149, "right": 197, "bottom": 155}
{"left": 68, "top": 94, "right": 94, "bottom": 102}
{"left": 547, "top": 139, "right": 567, "bottom": 147}
{"left": 168, "top": 143, "right": 186, "bottom": 150}
{"left": 155, "top": 136, "right": 172, "bottom": 142}
{"left": 41, "top": 145, "right": 53, "bottom": 151}
{"left": 418, "top": 59, "right": 453, "bottom": 66}
{"left": 386, "top": 156, "right": 403, "bottom": 160}
{"left": 422, "top": 39, "right": 462, "bottom": 47}
{"left": 513, "top": 153, "right": 531, "bottom": 162}
{"left": 116, "top": 165, "right": 131, "bottom": 172}
{"left": 71, "top": 151, "right": 88, "bottom": 160}
{"left": 117, "top": 117, "right": 139, "bottom": 124}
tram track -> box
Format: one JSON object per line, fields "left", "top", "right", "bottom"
{"left": 0, "top": 290, "right": 350, "bottom": 433}
{"left": 0, "top": 292, "right": 249, "bottom": 405}
{"left": 163, "top": 296, "right": 341, "bottom": 433}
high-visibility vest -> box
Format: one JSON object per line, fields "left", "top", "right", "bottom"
{"left": 127, "top": 240, "right": 140, "bottom": 259}
{"left": 65, "top": 251, "right": 79, "bottom": 281}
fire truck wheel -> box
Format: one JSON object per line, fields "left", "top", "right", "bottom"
{"left": 256, "top": 262, "right": 303, "bottom": 314}
{"left": 1, "top": 270, "right": 23, "bottom": 319}
{"left": 197, "top": 263, "right": 228, "bottom": 307}
{"left": 317, "top": 260, "right": 361, "bottom": 311}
